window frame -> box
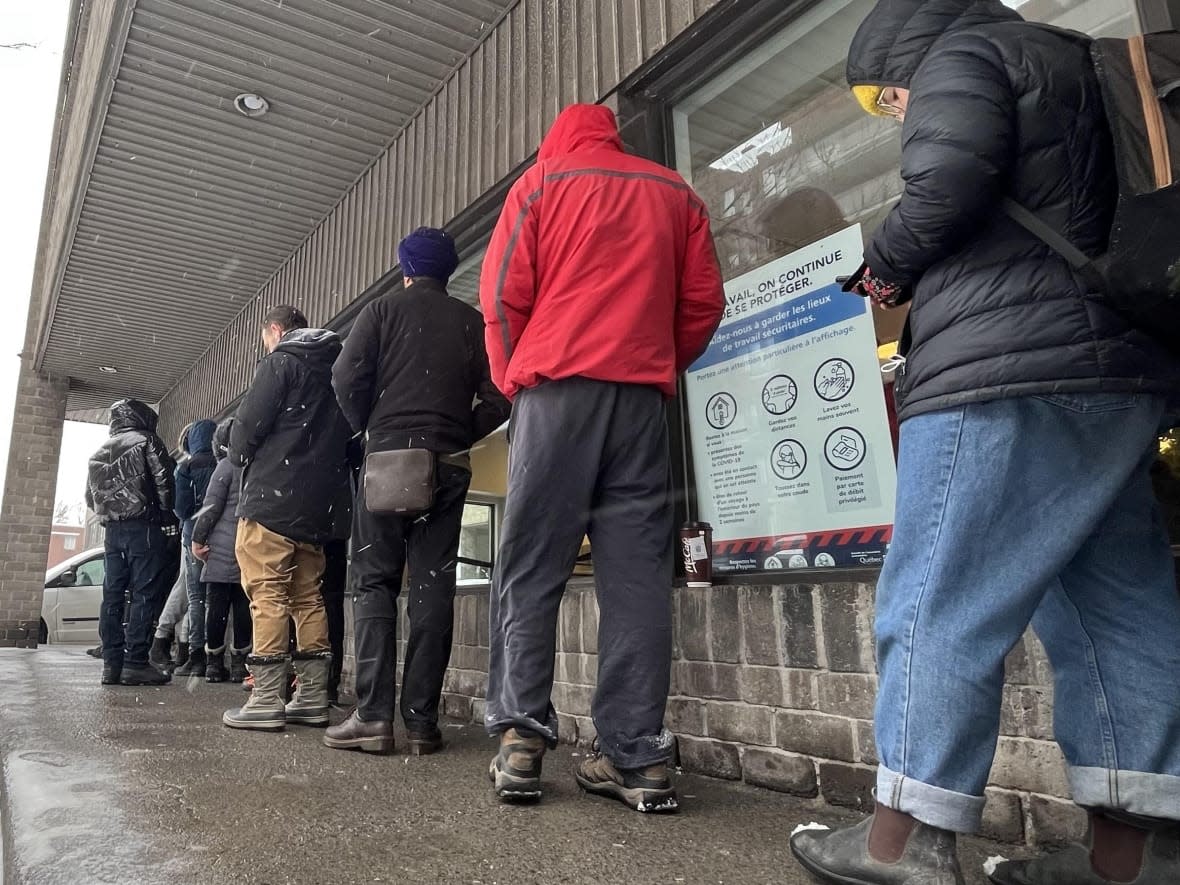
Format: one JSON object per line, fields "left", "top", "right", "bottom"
{"left": 456, "top": 493, "right": 499, "bottom": 589}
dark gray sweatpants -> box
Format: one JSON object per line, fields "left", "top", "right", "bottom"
{"left": 485, "top": 377, "right": 676, "bottom": 770}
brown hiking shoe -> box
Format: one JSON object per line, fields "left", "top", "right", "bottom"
{"left": 322, "top": 710, "right": 394, "bottom": 755}
{"left": 575, "top": 750, "right": 679, "bottom": 814}
{"left": 489, "top": 728, "right": 545, "bottom": 802}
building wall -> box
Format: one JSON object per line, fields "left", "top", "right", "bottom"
{"left": 0, "top": 363, "right": 69, "bottom": 647}
{"left": 156, "top": 0, "right": 728, "bottom": 445}
{"left": 46, "top": 526, "right": 85, "bottom": 570}
{"left": 368, "top": 580, "right": 1089, "bottom": 848}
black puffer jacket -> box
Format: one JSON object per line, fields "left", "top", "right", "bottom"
{"left": 332, "top": 278, "right": 511, "bottom": 454}
{"left": 847, "top": 0, "right": 1176, "bottom": 421}
{"left": 86, "top": 399, "right": 178, "bottom": 526}
{"left": 229, "top": 328, "right": 352, "bottom": 545}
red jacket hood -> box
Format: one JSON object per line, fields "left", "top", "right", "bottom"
{"left": 537, "top": 104, "right": 622, "bottom": 160}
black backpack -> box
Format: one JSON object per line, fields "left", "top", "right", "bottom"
{"left": 1004, "top": 31, "right": 1180, "bottom": 354}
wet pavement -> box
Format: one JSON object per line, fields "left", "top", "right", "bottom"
{"left": 0, "top": 648, "right": 1026, "bottom": 885}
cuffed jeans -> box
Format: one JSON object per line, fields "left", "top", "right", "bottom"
{"left": 876, "top": 393, "right": 1180, "bottom": 832}
{"left": 181, "top": 520, "right": 207, "bottom": 650}
{"left": 101, "top": 520, "right": 181, "bottom": 669}
{"left": 352, "top": 464, "right": 470, "bottom": 727}
{"left": 485, "top": 379, "right": 676, "bottom": 770}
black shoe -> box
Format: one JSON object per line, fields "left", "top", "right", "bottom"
{"left": 101, "top": 666, "right": 122, "bottom": 685}
{"left": 149, "top": 636, "right": 175, "bottom": 672}
{"left": 206, "top": 657, "right": 228, "bottom": 683}
{"left": 173, "top": 648, "right": 206, "bottom": 678}
{"left": 120, "top": 664, "right": 171, "bottom": 686}
{"left": 229, "top": 651, "right": 249, "bottom": 683}
{"left": 87, "top": 646, "right": 103, "bottom": 659}
{"left": 174, "top": 644, "right": 190, "bottom": 670}
{"left": 406, "top": 725, "right": 444, "bottom": 756}
{"left": 575, "top": 751, "right": 679, "bottom": 814}
{"left": 323, "top": 710, "right": 395, "bottom": 754}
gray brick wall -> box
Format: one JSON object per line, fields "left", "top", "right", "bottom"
{"left": 0, "top": 362, "right": 68, "bottom": 648}
{"left": 355, "top": 577, "right": 1086, "bottom": 848}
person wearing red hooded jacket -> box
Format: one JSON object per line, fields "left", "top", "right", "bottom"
{"left": 480, "top": 103, "right": 724, "bottom": 813}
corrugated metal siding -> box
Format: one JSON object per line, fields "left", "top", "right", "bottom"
{"left": 158, "top": 0, "right": 724, "bottom": 444}
{"left": 40, "top": 0, "right": 518, "bottom": 414}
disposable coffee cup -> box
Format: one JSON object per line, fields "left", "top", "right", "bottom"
{"left": 679, "top": 522, "right": 714, "bottom": 587}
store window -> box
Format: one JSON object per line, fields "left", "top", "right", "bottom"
{"left": 673, "top": 0, "right": 1139, "bottom": 574}
{"left": 457, "top": 500, "right": 495, "bottom": 586}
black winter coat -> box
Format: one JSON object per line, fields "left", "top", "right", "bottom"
{"left": 86, "top": 400, "right": 178, "bottom": 526}
{"left": 332, "top": 278, "right": 510, "bottom": 454}
{"left": 174, "top": 419, "right": 217, "bottom": 522}
{"left": 229, "top": 329, "right": 352, "bottom": 545}
{"left": 847, "top": 0, "right": 1177, "bottom": 421}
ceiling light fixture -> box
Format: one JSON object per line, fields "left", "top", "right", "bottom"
{"left": 98, "top": 366, "right": 118, "bottom": 374}
{"left": 234, "top": 93, "right": 270, "bottom": 118}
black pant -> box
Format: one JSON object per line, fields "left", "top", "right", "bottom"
{"left": 352, "top": 462, "right": 471, "bottom": 727}
{"left": 205, "top": 582, "right": 251, "bottom": 652}
{"left": 485, "top": 379, "right": 675, "bottom": 770}
{"left": 322, "top": 539, "right": 348, "bottom": 694}
{"left": 101, "top": 520, "right": 182, "bottom": 668}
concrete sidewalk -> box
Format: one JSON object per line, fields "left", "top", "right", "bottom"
{"left": 0, "top": 648, "right": 1024, "bottom": 885}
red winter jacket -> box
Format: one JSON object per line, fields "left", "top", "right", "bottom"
{"left": 480, "top": 104, "right": 725, "bottom": 400}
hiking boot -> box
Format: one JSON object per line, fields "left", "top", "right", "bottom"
{"left": 790, "top": 804, "right": 964, "bottom": 885}
{"left": 222, "top": 656, "right": 288, "bottom": 732}
{"left": 120, "top": 664, "right": 171, "bottom": 686}
{"left": 205, "top": 647, "right": 228, "bottom": 683}
{"left": 406, "top": 725, "right": 444, "bottom": 756}
{"left": 229, "top": 649, "right": 249, "bottom": 683}
{"left": 489, "top": 728, "right": 546, "bottom": 802}
{"left": 174, "top": 647, "right": 207, "bottom": 678}
{"left": 101, "top": 665, "right": 122, "bottom": 685}
{"left": 989, "top": 813, "right": 1180, "bottom": 885}
{"left": 285, "top": 652, "right": 331, "bottom": 727}
{"left": 323, "top": 710, "right": 395, "bottom": 754}
{"left": 149, "top": 636, "right": 175, "bottom": 672}
{"left": 575, "top": 750, "right": 679, "bottom": 814}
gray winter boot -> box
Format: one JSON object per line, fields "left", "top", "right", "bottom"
{"left": 285, "top": 651, "right": 331, "bottom": 727}
{"left": 790, "top": 804, "right": 965, "bottom": 885}
{"left": 222, "top": 655, "right": 288, "bottom": 732}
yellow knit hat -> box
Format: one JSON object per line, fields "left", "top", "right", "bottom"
{"left": 852, "top": 84, "right": 888, "bottom": 117}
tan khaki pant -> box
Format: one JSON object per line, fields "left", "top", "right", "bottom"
{"left": 235, "top": 519, "right": 329, "bottom": 657}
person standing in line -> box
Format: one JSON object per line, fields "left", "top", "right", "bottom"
{"left": 149, "top": 570, "right": 189, "bottom": 673}
{"left": 479, "top": 104, "right": 725, "bottom": 811}
{"left": 221, "top": 306, "right": 351, "bottom": 732}
{"left": 86, "top": 399, "right": 183, "bottom": 686}
{"left": 191, "top": 417, "right": 252, "bottom": 684}
{"left": 789, "top": 1, "right": 1180, "bottom": 883}
{"left": 326, "top": 227, "right": 510, "bottom": 756}
{"left": 172, "top": 419, "right": 217, "bottom": 679}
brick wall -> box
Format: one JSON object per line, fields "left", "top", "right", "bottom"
{"left": 370, "top": 579, "right": 1090, "bottom": 848}
{"left": 0, "top": 362, "right": 69, "bottom": 647}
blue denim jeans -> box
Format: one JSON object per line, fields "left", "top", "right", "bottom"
{"left": 876, "top": 393, "right": 1180, "bottom": 832}
{"left": 181, "top": 519, "right": 207, "bottom": 650}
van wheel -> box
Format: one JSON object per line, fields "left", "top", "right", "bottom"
{"left": 38, "top": 619, "right": 48, "bottom": 644}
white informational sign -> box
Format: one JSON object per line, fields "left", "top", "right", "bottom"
{"left": 685, "top": 225, "right": 897, "bottom": 573}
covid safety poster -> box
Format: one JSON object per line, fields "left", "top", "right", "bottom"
{"left": 684, "top": 225, "right": 897, "bottom": 573}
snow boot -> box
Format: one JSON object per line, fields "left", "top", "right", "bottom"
{"left": 229, "top": 648, "right": 249, "bottom": 683}
{"left": 284, "top": 651, "right": 331, "bottom": 727}
{"left": 174, "top": 643, "right": 190, "bottom": 670}
{"left": 222, "top": 656, "right": 288, "bottom": 731}
{"left": 149, "top": 636, "right": 175, "bottom": 672}
{"left": 174, "top": 646, "right": 206, "bottom": 678}
{"left": 205, "top": 646, "right": 228, "bottom": 683}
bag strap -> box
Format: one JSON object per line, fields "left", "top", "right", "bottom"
{"left": 1000, "top": 198, "right": 1107, "bottom": 292}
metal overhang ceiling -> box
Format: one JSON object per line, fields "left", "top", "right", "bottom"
{"left": 41, "top": 0, "right": 516, "bottom": 413}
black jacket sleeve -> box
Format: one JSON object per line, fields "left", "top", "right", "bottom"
{"left": 192, "top": 460, "right": 230, "bottom": 546}
{"left": 230, "top": 356, "right": 287, "bottom": 467}
{"left": 471, "top": 329, "right": 511, "bottom": 443}
{"left": 145, "top": 435, "right": 177, "bottom": 521}
{"left": 865, "top": 33, "right": 1016, "bottom": 287}
{"left": 332, "top": 302, "right": 382, "bottom": 434}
